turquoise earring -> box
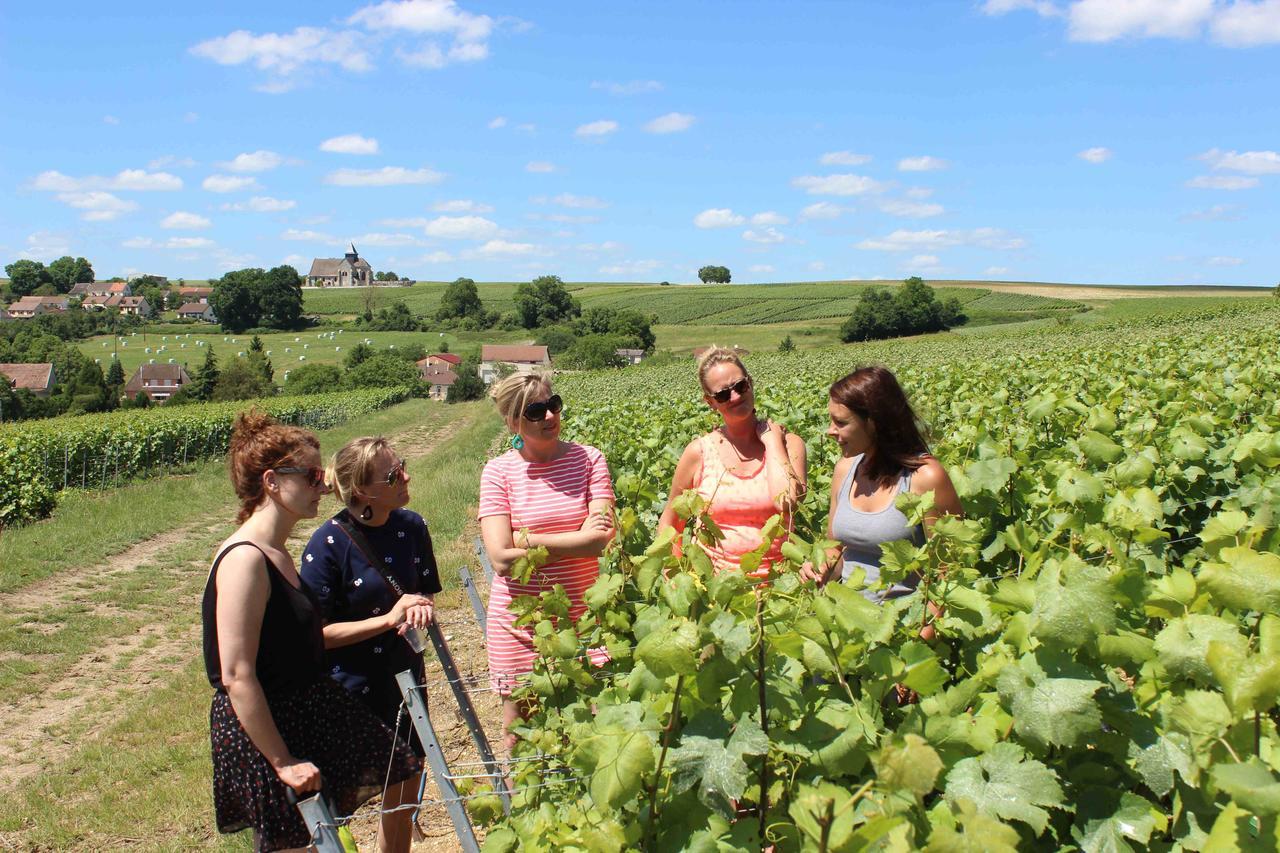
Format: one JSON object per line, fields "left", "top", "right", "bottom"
{"left": 511, "top": 434, "right": 525, "bottom": 450}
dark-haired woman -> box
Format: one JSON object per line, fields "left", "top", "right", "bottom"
{"left": 203, "top": 411, "right": 419, "bottom": 852}
{"left": 818, "top": 366, "right": 962, "bottom": 606}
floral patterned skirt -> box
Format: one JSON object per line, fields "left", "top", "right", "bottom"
{"left": 210, "top": 678, "right": 421, "bottom": 852}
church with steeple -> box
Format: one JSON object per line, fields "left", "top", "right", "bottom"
{"left": 305, "top": 243, "right": 375, "bottom": 287}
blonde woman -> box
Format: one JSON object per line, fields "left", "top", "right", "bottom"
{"left": 299, "top": 437, "right": 437, "bottom": 853}
{"left": 478, "top": 373, "right": 615, "bottom": 748}
{"left": 657, "top": 347, "right": 807, "bottom": 575}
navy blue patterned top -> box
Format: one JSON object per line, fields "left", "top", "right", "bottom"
{"left": 299, "top": 508, "right": 442, "bottom": 718}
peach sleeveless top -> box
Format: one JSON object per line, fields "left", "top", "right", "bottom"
{"left": 694, "top": 433, "right": 787, "bottom": 574}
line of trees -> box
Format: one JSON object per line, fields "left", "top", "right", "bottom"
{"left": 4, "top": 256, "right": 95, "bottom": 297}
{"left": 698, "top": 265, "right": 731, "bottom": 284}
{"left": 840, "top": 277, "right": 967, "bottom": 343}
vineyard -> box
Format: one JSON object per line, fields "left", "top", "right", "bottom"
{"left": 0, "top": 386, "right": 409, "bottom": 526}
{"left": 470, "top": 301, "right": 1280, "bottom": 850}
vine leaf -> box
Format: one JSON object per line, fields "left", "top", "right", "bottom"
{"left": 1029, "top": 556, "right": 1116, "bottom": 647}
{"left": 1211, "top": 759, "right": 1280, "bottom": 817}
{"left": 1199, "top": 547, "right": 1280, "bottom": 615}
{"left": 572, "top": 704, "right": 655, "bottom": 810}
{"left": 1072, "top": 789, "right": 1167, "bottom": 852}
{"left": 997, "top": 658, "right": 1105, "bottom": 750}
{"left": 875, "top": 734, "right": 943, "bottom": 798}
{"left": 635, "top": 618, "right": 700, "bottom": 678}
{"left": 924, "top": 799, "right": 1020, "bottom": 852}
{"left": 943, "top": 742, "right": 1066, "bottom": 835}
{"left": 1153, "top": 615, "right": 1246, "bottom": 686}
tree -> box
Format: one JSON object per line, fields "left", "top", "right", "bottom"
{"left": 559, "top": 334, "right": 628, "bottom": 370}
{"left": 191, "top": 346, "right": 220, "bottom": 401}
{"left": 698, "top": 265, "right": 731, "bottom": 284}
{"left": 345, "top": 353, "right": 420, "bottom": 389}
{"left": 362, "top": 301, "right": 420, "bottom": 331}
{"left": 212, "top": 356, "right": 275, "bottom": 401}
{"left": 375, "top": 270, "right": 401, "bottom": 281}
{"left": 46, "top": 256, "right": 94, "bottom": 293}
{"left": 285, "top": 363, "right": 343, "bottom": 395}
{"left": 209, "top": 272, "right": 259, "bottom": 333}
{"left": 839, "top": 279, "right": 967, "bottom": 343}
{"left": 437, "top": 277, "right": 485, "bottom": 321}
{"left": 257, "top": 265, "right": 304, "bottom": 329}
{"left": 778, "top": 335, "right": 796, "bottom": 353}
{"left": 513, "top": 275, "right": 581, "bottom": 328}
{"left": 446, "top": 363, "right": 485, "bottom": 403}
{"left": 536, "top": 325, "right": 578, "bottom": 355}
{"left": 247, "top": 336, "right": 274, "bottom": 384}
{"left": 344, "top": 342, "right": 375, "bottom": 369}
{"left": 5, "top": 260, "right": 52, "bottom": 297}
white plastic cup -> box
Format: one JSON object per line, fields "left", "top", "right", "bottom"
{"left": 404, "top": 627, "right": 427, "bottom": 654}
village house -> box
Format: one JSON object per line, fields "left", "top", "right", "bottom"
{"left": 7, "top": 296, "right": 70, "bottom": 318}
{"left": 174, "top": 286, "right": 213, "bottom": 304}
{"left": 108, "top": 295, "right": 152, "bottom": 317}
{"left": 177, "top": 302, "right": 217, "bottom": 323}
{"left": 426, "top": 370, "right": 458, "bottom": 400}
{"left": 479, "top": 344, "right": 551, "bottom": 384}
{"left": 615, "top": 348, "right": 645, "bottom": 366}
{"left": 69, "top": 281, "right": 131, "bottom": 298}
{"left": 0, "top": 363, "right": 57, "bottom": 397}
{"left": 306, "top": 244, "right": 374, "bottom": 288}
{"left": 123, "top": 363, "right": 191, "bottom": 404}
{"left": 416, "top": 352, "right": 461, "bottom": 379}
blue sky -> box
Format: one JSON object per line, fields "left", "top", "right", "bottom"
{"left": 2, "top": 0, "right": 1278, "bottom": 285}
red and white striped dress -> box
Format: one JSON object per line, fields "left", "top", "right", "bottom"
{"left": 478, "top": 443, "right": 614, "bottom": 694}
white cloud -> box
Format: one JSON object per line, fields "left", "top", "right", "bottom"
{"left": 808, "top": 261, "right": 827, "bottom": 272}
{"left": 476, "top": 239, "right": 537, "bottom": 256}
{"left": 488, "top": 116, "right": 507, "bottom": 129}
{"left": 161, "top": 211, "right": 213, "bottom": 229}
{"left": 32, "top": 168, "right": 182, "bottom": 192}
{"left": 124, "top": 236, "right": 216, "bottom": 250}
{"left": 1186, "top": 174, "right": 1260, "bottom": 190}
{"left": 980, "top": 0, "right": 1061, "bottom": 16}
{"left": 396, "top": 41, "right": 488, "bottom": 68}
{"left": 222, "top": 196, "right": 297, "bottom": 212}
{"left": 202, "top": 175, "right": 259, "bottom": 193}
{"left": 799, "top": 201, "right": 844, "bottom": 220}
{"left": 904, "top": 254, "right": 944, "bottom": 272}
{"left": 282, "top": 253, "right": 309, "bottom": 268}
{"left": 416, "top": 250, "right": 456, "bottom": 263}
{"left": 743, "top": 227, "right": 786, "bottom": 244}
{"left": 1198, "top": 147, "right": 1280, "bottom": 174}
{"left": 282, "top": 228, "right": 336, "bottom": 241}
{"left": 599, "top": 259, "right": 662, "bottom": 275}
{"left": 1078, "top": 146, "right": 1113, "bottom": 163}
{"left": 516, "top": 122, "right": 536, "bottom": 133}
{"left": 820, "top": 151, "right": 873, "bottom": 166}
{"left": 879, "top": 199, "right": 945, "bottom": 218}
{"left": 591, "top": 80, "right": 663, "bottom": 96}
{"left": 55, "top": 191, "right": 139, "bottom": 221}
{"left": 433, "top": 199, "right": 494, "bottom": 213}
{"left": 694, "top": 208, "right": 745, "bottom": 228}
{"left": 320, "top": 134, "right": 380, "bottom": 155}
{"left": 147, "top": 155, "right": 198, "bottom": 170}
{"left": 218, "top": 150, "right": 285, "bottom": 172}
{"left": 526, "top": 161, "right": 557, "bottom": 173}
{"left": 575, "top": 120, "right": 619, "bottom": 139}
{"left": 378, "top": 216, "right": 432, "bottom": 227}
{"left": 103, "top": 115, "right": 120, "bottom": 125}
{"left": 353, "top": 232, "right": 424, "bottom": 246}
{"left": 792, "top": 173, "right": 887, "bottom": 196}
{"left": 324, "top": 166, "right": 444, "bottom": 186}
{"left": 1212, "top": 1, "right": 1280, "bottom": 46}
{"left": 1207, "top": 255, "right": 1244, "bottom": 266}
{"left": 423, "top": 215, "right": 499, "bottom": 240}
{"left": 748, "top": 264, "right": 776, "bottom": 275}
{"left": 577, "top": 241, "right": 624, "bottom": 253}
{"left": 540, "top": 192, "right": 608, "bottom": 209}
{"left": 122, "top": 237, "right": 154, "bottom": 249}
{"left": 857, "top": 227, "right": 1026, "bottom": 251}
{"left": 898, "top": 155, "right": 948, "bottom": 172}
{"left": 20, "top": 231, "right": 71, "bottom": 260}
{"left": 644, "top": 112, "right": 695, "bottom": 134}
{"left": 189, "top": 27, "right": 372, "bottom": 90}
{"left": 984, "top": 266, "right": 1011, "bottom": 276}
{"left": 348, "top": 0, "right": 493, "bottom": 41}
{"left": 1181, "top": 203, "right": 1240, "bottom": 221}
{"left": 525, "top": 212, "right": 600, "bottom": 224}
{"left": 750, "top": 211, "right": 789, "bottom": 226}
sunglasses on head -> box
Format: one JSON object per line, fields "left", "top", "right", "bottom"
{"left": 376, "top": 457, "right": 407, "bottom": 486}
{"left": 274, "top": 466, "right": 327, "bottom": 488}
{"left": 523, "top": 394, "right": 563, "bottom": 421}
{"left": 710, "top": 378, "right": 750, "bottom": 403}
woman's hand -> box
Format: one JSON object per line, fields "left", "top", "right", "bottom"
{"left": 398, "top": 600, "right": 433, "bottom": 630}
{"left": 275, "top": 758, "right": 322, "bottom": 794}
{"left": 580, "top": 510, "right": 614, "bottom": 541}
{"left": 389, "top": 593, "right": 432, "bottom": 627}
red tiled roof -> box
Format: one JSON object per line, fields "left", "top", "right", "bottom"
{"left": 0, "top": 363, "right": 55, "bottom": 391}
{"left": 481, "top": 344, "right": 550, "bottom": 363}
{"left": 431, "top": 353, "right": 461, "bottom": 365}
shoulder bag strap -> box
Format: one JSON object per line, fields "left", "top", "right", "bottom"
{"left": 334, "top": 517, "right": 407, "bottom": 598}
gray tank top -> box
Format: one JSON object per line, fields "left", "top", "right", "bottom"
{"left": 830, "top": 453, "right": 925, "bottom": 602}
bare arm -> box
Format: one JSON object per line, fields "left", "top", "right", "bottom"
{"left": 215, "top": 548, "right": 320, "bottom": 793}
{"left": 657, "top": 440, "right": 703, "bottom": 533}
{"left": 321, "top": 592, "right": 433, "bottom": 648}
{"left": 816, "top": 456, "right": 853, "bottom": 584}
{"left": 481, "top": 514, "right": 525, "bottom": 578}
{"left": 911, "top": 457, "right": 964, "bottom": 534}
{"left": 524, "top": 498, "right": 615, "bottom": 557}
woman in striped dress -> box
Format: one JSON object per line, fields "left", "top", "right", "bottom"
{"left": 478, "top": 373, "right": 615, "bottom": 749}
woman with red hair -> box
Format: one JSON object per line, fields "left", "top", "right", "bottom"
{"left": 203, "top": 410, "right": 420, "bottom": 851}
{"left": 818, "top": 365, "right": 962, "bottom": 602}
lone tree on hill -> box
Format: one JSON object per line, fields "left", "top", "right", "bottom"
{"left": 840, "top": 277, "right": 966, "bottom": 343}
{"left": 513, "top": 274, "right": 581, "bottom": 328}
{"left": 698, "top": 265, "right": 731, "bottom": 284}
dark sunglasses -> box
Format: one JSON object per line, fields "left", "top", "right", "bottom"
{"left": 274, "top": 466, "right": 327, "bottom": 488}
{"left": 522, "top": 394, "right": 563, "bottom": 422}
{"left": 710, "top": 378, "right": 750, "bottom": 403}
{"left": 378, "top": 457, "right": 407, "bottom": 486}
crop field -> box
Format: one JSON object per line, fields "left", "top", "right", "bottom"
{"left": 466, "top": 299, "right": 1280, "bottom": 849}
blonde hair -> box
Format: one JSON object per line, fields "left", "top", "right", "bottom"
{"left": 490, "top": 372, "right": 552, "bottom": 432}
{"left": 696, "top": 346, "right": 751, "bottom": 393}
{"left": 327, "top": 436, "right": 392, "bottom": 507}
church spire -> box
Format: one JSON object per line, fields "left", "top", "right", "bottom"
{"left": 345, "top": 242, "right": 358, "bottom": 262}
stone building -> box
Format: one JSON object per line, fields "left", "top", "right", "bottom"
{"left": 306, "top": 244, "right": 374, "bottom": 288}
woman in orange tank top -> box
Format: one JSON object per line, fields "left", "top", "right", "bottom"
{"left": 658, "top": 347, "right": 807, "bottom": 574}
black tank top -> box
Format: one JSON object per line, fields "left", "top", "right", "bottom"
{"left": 202, "top": 541, "right": 325, "bottom": 695}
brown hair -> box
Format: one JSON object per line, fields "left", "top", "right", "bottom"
{"left": 696, "top": 346, "right": 751, "bottom": 393}
{"left": 327, "top": 436, "right": 391, "bottom": 508}
{"left": 228, "top": 409, "right": 320, "bottom": 522}
{"left": 829, "top": 365, "right": 930, "bottom": 488}
{"left": 490, "top": 372, "right": 552, "bottom": 432}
